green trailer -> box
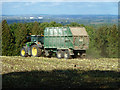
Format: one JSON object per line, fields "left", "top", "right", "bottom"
{"left": 20, "top": 27, "right": 89, "bottom": 59}
{"left": 44, "top": 27, "right": 89, "bottom": 59}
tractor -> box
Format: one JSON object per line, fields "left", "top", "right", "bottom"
{"left": 20, "top": 35, "right": 44, "bottom": 57}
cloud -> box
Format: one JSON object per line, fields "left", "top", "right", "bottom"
{"left": 24, "top": 2, "right": 37, "bottom": 6}
{"left": 24, "top": 2, "right": 31, "bottom": 6}
{"left": 40, "top": 2, "right": 62, "bottom": 7}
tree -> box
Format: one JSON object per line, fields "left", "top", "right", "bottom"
{"left": 25, "top": 22, "right": 33, "bottom": 35}
{"left": 0, "top": 22, "right": 2, "bottom": 55}
{"left": 94, "top": 26, "right": 109, "bottom": 57}
{"left": 49, "top": 21, "right": 57, "bottom": 27}
{"left": 85, "top": 26, "right": 101, "bottom": 58}
{"left": 94, "top": 25, "right": 119, "bottom": 58}
{"left": 107, "top": 25, "right": 118, "bottom": 57}
{"left": 40, "top": 22, "right": 49, "bottom": 35}
{"left": 31, "top": 21, "right": 40, "bottom": 35}
{"left": 2, "top": 20, "right": 14, "bottom": 56}
{"left": 15, "top": 23, "right": 27, "bottom": 55}
{"left": 66, "top": 22, "right": 81, "bottom": 27}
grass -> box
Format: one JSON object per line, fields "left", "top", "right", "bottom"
{"left": 1, "top": 56, "right": 120, "bottom": 88}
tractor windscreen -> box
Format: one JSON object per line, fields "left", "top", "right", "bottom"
{"left": 38, "top": 36, "right": 44, "bottom": 44}
{"left": 31, "top": 36, "right": 38, "bottom": 42}
{"left": 31, "top": 35, "right": 44, "bottom": 43}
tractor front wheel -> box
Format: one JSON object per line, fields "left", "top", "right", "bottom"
{"left": 20, "top": 48, "right": 28, "bottom": 57}
{"left": 31, "top": 45, "right": 42, "bottom": 57}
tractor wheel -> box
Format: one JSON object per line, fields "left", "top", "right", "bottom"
{"left": 31, "top": 45, "right": 42, "bottom": 57}
{"left": 63, "top": 50, "right": 71, "bottom": 59}
{"left": 20, "top": 48, "right": 28, "bottom": 57}
{"left": 56, "top": 50, "right": 63, "bottom": 59}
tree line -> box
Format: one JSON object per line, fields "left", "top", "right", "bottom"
{"left": 1, "top": 20, "right": 119, "bottom": 58}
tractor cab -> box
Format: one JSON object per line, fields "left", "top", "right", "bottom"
{"left": 31, "top": 35, "right": 44, "bottom": 44}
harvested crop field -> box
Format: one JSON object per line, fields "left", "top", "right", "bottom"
{"left": 1, "top": 56, "right": 120, "bottom": 88}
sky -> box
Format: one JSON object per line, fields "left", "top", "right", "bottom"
{"left": 2, "top": 2, "right": 118, "bottom": 15}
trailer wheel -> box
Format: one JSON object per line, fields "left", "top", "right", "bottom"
{"left": 81, "top": 53, "right": 86, "bottom": 58}
{"left": 74, "top": 52, "right": 81, "bottom": 58}
{"left": 63, "top": 50, "right": 71, "bottom": 59}
{"left": 44, "top": 50, "right": 51, "bottom": 58}
{"left": 20, "top": 47, "right": 28, "bottom": 57}
{"left": 56, "top": 50, "right": 63, "bottom": 59}
{"left": 31, "top": 45, "right": 42, "bottom": 57}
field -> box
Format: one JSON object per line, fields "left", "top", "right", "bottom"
{"left": 1, "top": 56, "right": 120, "bottom": 88}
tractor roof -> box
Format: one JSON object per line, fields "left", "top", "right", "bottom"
{"left": 31, "top": 35, "right": 41, "bottom": 36}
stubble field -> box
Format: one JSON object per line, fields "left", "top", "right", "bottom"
{"left": 1, "top": 56, "right": 120, "bottom": 88}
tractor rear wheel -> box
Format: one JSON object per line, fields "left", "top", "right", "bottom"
{"left": 31, "top": 45, "right": 42, "bottom": 57}
{"left": 20, "top": 48, "right": 28, "bottom": 57}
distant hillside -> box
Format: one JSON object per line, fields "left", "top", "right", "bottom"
{"left": 1, "top": 15, "right": 118, "bottom": 25}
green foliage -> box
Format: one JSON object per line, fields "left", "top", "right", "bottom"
{"left": 2, "top": 20, "right": 14, "bottom": 56}
{"left": 14, "top": 23, "right": 27, "bottom": 55}
{"left": 106, "top": 25, "right": 118, "bottom": 58}
{"left": 40, "top": 22, "right": 49, "bottom": 34}
{"left": 49, "top": 21, "right": 63, "bottom": 27}
{"left": 66, "top": 22, "right": 81, "bottom": 27}
{"left": 95, "top": 26, "right": 109, "bottom": 57}
{"left": 66, "top": 22, "right": 85, "bottom": 27}
{"left": 0, "top": 23, "right": 2, "bottom": 55}
{"left": 85, "top": 26, "right": 101, "bottom": 58}
{"left": 25, "top": 22, "right": 33, "bottom": 35}
{"left": 94, "top": 25, "right": 118, "bottom": 58}
{"left": 31, "top": 21, "right": 40, "bottom": 35}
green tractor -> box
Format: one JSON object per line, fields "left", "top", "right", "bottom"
{"left": 20, "top": 35, "right": 44, "bottom": 57}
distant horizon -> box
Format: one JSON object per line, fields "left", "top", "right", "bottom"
{"left": 1, "top": 14, "right": 118, "bottom": 16}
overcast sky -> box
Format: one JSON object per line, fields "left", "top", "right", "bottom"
{"left": 2, "top": 2, "right": 118, "bottom": 15}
